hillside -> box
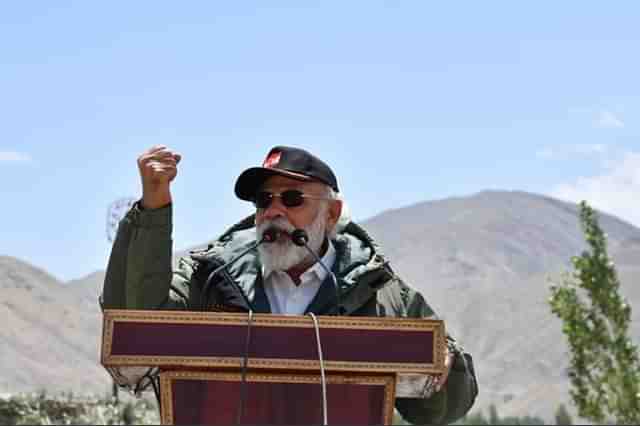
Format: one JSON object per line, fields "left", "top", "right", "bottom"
{"left": 0, "top": 257, "right": 110, "bottom": 395}
{"left": 1, "top": 190, "right": 639, "bottom": 422}
{"left": 362, "top": 191, "right": 640, "bottom": 420}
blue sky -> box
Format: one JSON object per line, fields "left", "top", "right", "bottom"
{"left": 1, "top": 2, "right": 639, "bottom": 282}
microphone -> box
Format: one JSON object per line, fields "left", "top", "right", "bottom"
{"left": 261, "top": 227, "right": 280, "bottom": 243}
{"left": 290, "top": 229, "right": 309, "bottom": 246}
{"left": 290, "top": 229, "right": 343, "bottom": 316}
{"left": 200, "top": 227, "right": 278, "bottom": 310}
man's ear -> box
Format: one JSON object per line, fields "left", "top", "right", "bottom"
{"left": 327, "top": 199, "right": 343, "bottom": 230}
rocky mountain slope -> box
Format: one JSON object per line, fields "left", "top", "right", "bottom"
{"left": 0, "top": 258, "right": 109, "bottom": 394}
{"left": 2, "top": 190, "right": 639, "bottom": 422}
{"left": 362, "top": 191, "right": 640, "bottom": 420}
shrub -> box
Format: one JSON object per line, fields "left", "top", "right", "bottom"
{"left": 0, "top": 391, "right": 159, "bottom": 425}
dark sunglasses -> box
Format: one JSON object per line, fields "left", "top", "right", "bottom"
{"left": 253, "top": 190, "right": 331, "bottom": 209}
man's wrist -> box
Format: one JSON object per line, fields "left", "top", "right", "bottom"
{"left": 141, "top": 187, "right": 172, "bottom": 209}
{"left": 128, "top": 200, "right": 173, "bottom": 228}
{"left": 138, "top": 200, "right": 172, "bottom": 211}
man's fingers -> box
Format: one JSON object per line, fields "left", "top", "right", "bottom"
{"left": 153, "top": 149, "right": 179, "bottom": 159}
{"left": 146, "top": 167, "right": 177, "bottom": 184}
{"left": 435, "top": 353, "right": 455, "bottom": 392}
{"left": 137, "top": 146, "right": 180, "bottom": 190}
{"left": 139, "top": 152, "right": 180, "bottom": 169}
{"left": 444, "top": 352, "right": 452, "bottom": 367}
{"left": 143, "top": 145, "right": 168, "bottom": 155}
{"left": 141, "top": 149, "right": 177, "bottom": 162}
{"left": 149, "top": 163, "right": 177, "bottom": 174}
{"left": 139, "top": 146, "right": 180, "bottom": 161}
{"left": 148, "top": 156, "right": 177, "bottom": 166}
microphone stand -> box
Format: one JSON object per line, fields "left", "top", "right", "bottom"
{"left": 201, "top": 229, "right": 278, "bottom": 310}
{"left": 196, "top": 229, "right": 278, "bottom": 425}
{"left": 290, "top": 229, "right": 342, "bottom": 316}
{"left": 289, "top": 229, "right": 336, "bottom": 426}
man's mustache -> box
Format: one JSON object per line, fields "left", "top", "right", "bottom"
{"left": 259, "top": 219, "right": 296, "bottom": 243}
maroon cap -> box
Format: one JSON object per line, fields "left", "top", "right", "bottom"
{"left": 235, "top": 146, "right": 339, "bottom": 201}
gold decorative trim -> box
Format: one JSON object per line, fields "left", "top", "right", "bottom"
{"left": 160, "top": 373, "right": 173, "bottom": 425}
{"left": 101, "top": 313, "right": 114, "bottom": 367}
{"left": 106, "top": 355, "right": 441, "bottom": 374}
{"left": 103, "top": 308, "right": 443, "bottom": 331}
{"left": 436, "top": 322, "right": 447, "bottom": 369}
{"left": 102, "top": 309, "right": 446, "bottom": 374}
{"left": 159, "top": 371, "right": 396, "bottom": 425}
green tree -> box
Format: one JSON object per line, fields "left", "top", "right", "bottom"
{"left": 501, "top": 415, "right": 545, "bottom": 425}
{"left": 549, "top": 201, "right": 640, "bottom": 424}
{"left": 489, "top": 404, "right": 499, "bottom": 425}
{"left": 554, "top": 404, "right": 572, "bottom": 425}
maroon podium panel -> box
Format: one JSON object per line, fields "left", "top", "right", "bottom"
{"left": 160, "top": 371, "right": 395, "bottom": 425}
{"left": 102, "top": 309, "right": 446, "bottom": 374}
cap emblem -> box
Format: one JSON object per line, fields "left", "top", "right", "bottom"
{"left": 263, "top": 151, "right": 281, "bottom": 168}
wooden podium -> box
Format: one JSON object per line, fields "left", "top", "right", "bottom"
{"left": 101, "top": 309, "right": 446, "bottom": 425}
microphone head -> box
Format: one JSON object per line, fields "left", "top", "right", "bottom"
{"left": 261, "top": 227, "right": 280, "bottom": 243}
{"left": 291, "top": 229, "right": 309, "bottom": 246}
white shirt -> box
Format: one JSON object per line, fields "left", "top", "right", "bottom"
{"left": 262, "top": 242, "right": 336, "bottom": 315}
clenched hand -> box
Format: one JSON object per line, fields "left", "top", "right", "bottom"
{"left": 137, "top": 145, "right": 182, "bottom": 209}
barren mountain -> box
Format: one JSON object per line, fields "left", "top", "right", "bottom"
{"left": 363, "top": 190, "right": 640, "bottom": 421}
{"left": 0, "top": 257, "right": 110, "bottom": 395}
{"left": 1, "top": 190, "right": 639, "bottom": 422}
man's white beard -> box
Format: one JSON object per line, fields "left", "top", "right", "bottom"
{"left": 257, "top": 208, "right": 328, "bottom": 272}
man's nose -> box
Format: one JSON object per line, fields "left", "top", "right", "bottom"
{"left": 260, "top": 197, "right": 287, "bottom": 221}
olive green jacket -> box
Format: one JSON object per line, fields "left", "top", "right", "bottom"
{"left": 101, "top": 203, "right": 478, "bottom": 425}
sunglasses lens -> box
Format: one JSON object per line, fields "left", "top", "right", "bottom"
{"left": 254, "top": 191, "right": 273, "bottom": 209}
{"left": 281, "top": 190, "right": 305, "bottom": 207}
{"left": 254, "top": 190, "right": 306, "bottom": 208}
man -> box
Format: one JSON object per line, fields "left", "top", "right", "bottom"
{"left": 101, "top": 145, "right": 478, "bottom": 424}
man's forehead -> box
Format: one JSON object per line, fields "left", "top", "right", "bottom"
{"left": 261, "top": 175, "right": 325, "bottom": 191}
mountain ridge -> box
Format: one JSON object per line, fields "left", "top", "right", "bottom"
{"left": 2, "top": 190, "right": 639, "bottom": 423}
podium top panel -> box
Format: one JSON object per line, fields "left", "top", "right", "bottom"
{"left": 101, "top": 309, "right": 446, "bottom": 374}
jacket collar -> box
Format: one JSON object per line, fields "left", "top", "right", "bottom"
{"left": 191, "top": 215, "right": 394, "bottom": 314}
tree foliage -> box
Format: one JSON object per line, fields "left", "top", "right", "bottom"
{"left": 554, "top": 403, "right": 572, "bottom": 425}
{"left": 489, "top": 404, "right": 499, "bottom": 425}
{"left": 454, "top": 404, "right": 545, "bottom": 425}
{"left": 549, "top": 201, "right": 640, "bottom": 424}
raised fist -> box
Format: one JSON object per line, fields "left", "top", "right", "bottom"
{"left": 137, "top": 145, "right": 182, "bottom": 209}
